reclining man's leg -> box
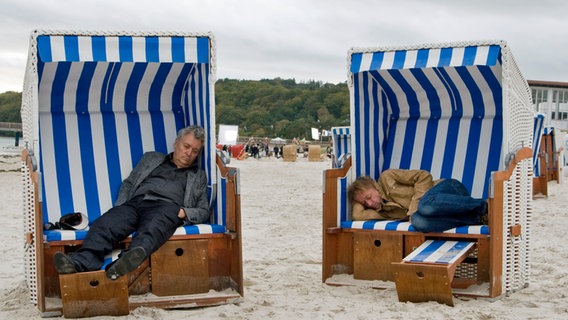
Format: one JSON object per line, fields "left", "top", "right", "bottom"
{"left": 54, "top": 198, "right": 142, "bottom": 274}
{"left": 105, "top": 200, "right": 183, "bottom": 280}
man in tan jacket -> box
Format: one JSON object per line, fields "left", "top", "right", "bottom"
{"left": 347, "top": 169, "right": 487, "bottom": 232}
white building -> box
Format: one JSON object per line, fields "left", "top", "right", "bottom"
{"left": 529, "top": 80, "right": 568, "bottom": 131}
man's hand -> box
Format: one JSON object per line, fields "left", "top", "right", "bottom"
{"left": 178, "top": 208, "right": 186, "bottom": 219}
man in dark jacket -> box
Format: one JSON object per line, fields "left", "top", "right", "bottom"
{"left": 54, "top": 125, "right": 210, "bottom": 280}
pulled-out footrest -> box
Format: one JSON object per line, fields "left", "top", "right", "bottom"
{"left": 392, "top": 240, "right": 475, "bottom": 306}
{"left": 59, "top": 270, "right": 129, "bottom": 318}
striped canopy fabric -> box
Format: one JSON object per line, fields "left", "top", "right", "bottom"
{"left": 22, "top": 30, "right": 224, "bottom": 228}
{"left": 37, "top": 34, "right": 210, "bottom": 64}
{"left": 350, "top": 44, "right": 501, "bottom": 74}
{"left": 348, "top": 40, "right": 532, "bottom": 199}
{"left": 331, "top": 126, "right": 351, "bottom": 168}
{"left": 532, "top": 113, "right": 545, "bottom": 177}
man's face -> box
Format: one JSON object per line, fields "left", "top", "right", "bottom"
{"left": 173, "top": 133, "right": 203, "bottom": 168}
{"left": 354, "top": 187, "right": 383, "bottom": 210}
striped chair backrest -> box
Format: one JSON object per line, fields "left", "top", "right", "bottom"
{"left": 348, "top": 40, "right": 532, "bottom": 200}
{"left": 331, "top": 126, "right": 351, "bottom": 168}
{"left": 533, "top": 113, "right": 545, "bottom": 177}
{"left": 23, "top": 31, "right": 224, "bottom": 226}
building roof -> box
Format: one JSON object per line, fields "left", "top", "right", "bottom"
{"left": 528, "top": 80, "right": 568, "bottom": 89}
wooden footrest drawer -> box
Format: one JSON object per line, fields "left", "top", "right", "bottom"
{"left": 59, "top": 270, "right": 129, "bottom": 318}
{"left": 393, "top": 240, "right": 475, "bottom": 306}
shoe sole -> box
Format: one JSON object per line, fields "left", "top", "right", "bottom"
{"left": 54, "top": 252, "right": 77, "bottom": 274}
{"left": 105, "top": 247, "right": 146, "bottom": 280}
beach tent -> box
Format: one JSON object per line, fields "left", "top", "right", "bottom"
{"left": 20, "top": 30, "right": 243, "bottom": 317}
{"left": 270, "top": 137, "right": 287, "bottom": 145}
{"left": 323, "top": 40, "right": 533, "bottom": 304}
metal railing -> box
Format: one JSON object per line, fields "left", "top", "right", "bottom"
{"left": 0, "top": 122, "right": 22, "bottom": 132}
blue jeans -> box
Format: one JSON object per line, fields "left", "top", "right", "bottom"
{"left": 411, "top": 179, "right": 487, "bottom": 232}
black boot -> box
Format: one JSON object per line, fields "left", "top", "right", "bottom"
{"left": 105, "top": 247, "right": 146, "bottom": 280}
{"left": 54, "top": 252, "right": 79, "bottom": 274}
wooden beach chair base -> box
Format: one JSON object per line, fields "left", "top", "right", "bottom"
{"left": 151, "top": 239, "right": 210, "bottom": 296}
{"left": 59, "top": 271, "right": 129, "bottom": 318}
{"left": 393, "top": 240, "right": 475, "bottom": 306}
{"left": 353, "top": 233, "right": 402, "bottom": 281}
{"left": 533, "top": 175, "right": 548, "bottom": 198}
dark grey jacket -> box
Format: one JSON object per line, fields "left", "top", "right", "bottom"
{"left": 115, "top": 151, "right": 210, "bottom": 225}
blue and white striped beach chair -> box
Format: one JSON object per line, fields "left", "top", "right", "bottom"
{"left": 20, "top": 30, "right": 243, "bottom": 317}
{"left": 541, "top": 126, "right": 558, "bottom": 182}
{"left": 323, "top": 40, "right": 533, "bottom": 304}
{"left": 533, "top": 113, "right": 547, "bottom": 196}
{"left": 330, "top": 126, "right": 351, "bottom": 168}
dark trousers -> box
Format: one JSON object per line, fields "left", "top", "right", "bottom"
{"left": 71, "top": 196, "right": 183, "bottom": 271}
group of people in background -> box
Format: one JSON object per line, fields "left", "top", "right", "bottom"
{"left": 222, "top": 136, "right": 333, "bottom": 160}
{"left": 243, "top": 138, "right": 283, "bottom": 158}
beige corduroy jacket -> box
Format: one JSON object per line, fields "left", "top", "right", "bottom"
{"left": 351, "top": 169, "right": 434, "bottom": 221}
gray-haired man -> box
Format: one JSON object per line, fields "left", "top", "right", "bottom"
{"left": 54, "top": 125, "right": 210, "bottom": 280}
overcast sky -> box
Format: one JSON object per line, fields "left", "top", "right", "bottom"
{"left": 1, "top": 0, "right": 567, "bottom": 93}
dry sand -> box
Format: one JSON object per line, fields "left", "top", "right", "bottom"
{"left": 0, "top": 153, "right": 567, "bottom": 319}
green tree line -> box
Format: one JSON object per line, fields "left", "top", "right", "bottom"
{"left": 216, "top": 78, "right": 349, "bottom": 139}
{"left": 0, "top": 78, "right": 350, "bottom": 139}
{"left": 0, "top": 91, "right": 22, "bottom": 137}
{"left": 0, "top": 91, "right": 22, "bottom": 123}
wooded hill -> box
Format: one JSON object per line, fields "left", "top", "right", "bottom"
{"left": 0, "top": 78, "right": 350, "bottom": 139}
{"left": 216, "top": 78, "right": 349, "bottom": 139}
{"left": 0, "top": 91, "right": 21, "bottom": 123}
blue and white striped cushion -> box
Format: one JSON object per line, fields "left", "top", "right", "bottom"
{"left": 172, "top": 224, "right": 226, "bottom": 235}
{"left": 101, "top": 249, "right": 121, "bottom": 270}
{"left": 343, "top": 220, "right": 416, "bottom": 231}
{"left": 44, "top": 224, "right": 226, "bottom": 242}
{"left": 341, "top": 220, "right": 489, "bottom": 235}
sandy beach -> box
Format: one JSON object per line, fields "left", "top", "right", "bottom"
{"left": 0, "top": 153, "right": 567, "bottom": 319}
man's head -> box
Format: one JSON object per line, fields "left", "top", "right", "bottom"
{"left": 172, "top": 125, "right": 206, "bottom": 168}
{"left": 347, "top": 176, "right": 383, "bottom": 210}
